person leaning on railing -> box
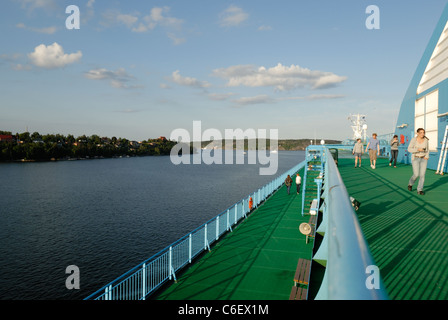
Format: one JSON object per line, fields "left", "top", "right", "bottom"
{"left": 407, "top": 128, "right": 429, "bottom": 195}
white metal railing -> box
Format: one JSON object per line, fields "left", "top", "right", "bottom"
{"left": 85, "top": 160, "right": 306, "bottom": 300}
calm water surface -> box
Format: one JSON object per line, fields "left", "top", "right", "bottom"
{"left": 0, "top": 151, "right": 304, "bottom": 300}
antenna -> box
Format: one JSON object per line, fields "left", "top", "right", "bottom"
{"left": 348, "top": 114, "right": 367, "bottom": 142}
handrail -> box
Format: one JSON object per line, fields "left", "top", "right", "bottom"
{"left": 314, "top": 148, "right": 388, "bottom": 299}
{"left": 85, "top": 159, "right": 306, "bottom": 300}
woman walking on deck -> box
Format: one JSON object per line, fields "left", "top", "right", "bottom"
{"left": 390, "top": 135, "right": 400, "bottom": 167}
{"left": 407, "top": 128, "right": 429, "bottom": 195}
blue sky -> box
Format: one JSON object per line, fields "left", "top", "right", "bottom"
{"left": 0, "top": 0, "right": 447, "bottom": 141}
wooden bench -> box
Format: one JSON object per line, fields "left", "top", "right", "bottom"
{"left": 289, "top": 286, "right": 308, "bottom": 300}
{"left": 308, "top": 214, "right": 317, "bottom": 227}
{"left": 309, "top": 199, "right": 318, "bottom": 215}
{"left": 293, "top": 258, "right": 311, "bottom": 286}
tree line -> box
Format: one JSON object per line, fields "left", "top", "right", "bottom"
{"left": 0, "top": 131, "right": 180, "bottom": 162}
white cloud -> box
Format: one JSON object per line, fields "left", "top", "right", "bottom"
{"left": 208, "top": 92, "right": 237, "bottom": 101}
{"left": 16, "top": 0, "right": 57, "bottom": 11}
{"left": 28, "top": 42, "right": 82, "bottom": 69}
{"left": 116, "top": 14, "right": 139, "bottom": 28}
{"left": 213, "top": 63, "right": 347, "bottom": 91}
{"left": 232, "top": 95, "right": 273, "bottom": 106}
{"left": 84, "top": 67, "right": 140, "bottom": 89}
{"left": 159, "top": 83, "right": 171, "bottom": 89}
{"left": 81, "top": 0, "right": 95, "bottom": 23}
{"left": 170, "top": 70, "right": 211, "bottom": 88}
{"left": 229, "top": 93, "right": 345, "bottom": 107}
{"left": 280, "top": 94, "right": 345, "bottom": 101}
{"left": 144, "top": 6, "right": 183, "bottom": 30}
{"left": 101, "top": 7, "right": 184, "bottom": 45}
{"left": 258, "top": 25, "right": 272, "bottom": 31}
{"left": 101, "top": 10, "right": 139, "bottom": 28}
{"left": 219, "top": 5, "right": 249, "bottom": 27}
{"left": 16, "top": 22, "right": 57, "bottom": 34}
{"left": 13, "top": 63, "right": 32, "bottom": 71}
{"left": 167, "top": 33, "right": 186, "bottom": 45}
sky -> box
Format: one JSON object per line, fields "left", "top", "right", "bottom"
{"left": 0, "top": 0, "right": 447, "bottom": 141}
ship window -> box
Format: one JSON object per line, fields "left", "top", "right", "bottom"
{"left": 414, "top": 89, "right": 438, "bottom": 151}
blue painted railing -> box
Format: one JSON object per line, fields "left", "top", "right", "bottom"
{"left": 85, "top": 160, "right": 306, "bottom": 300}
{"left": 313, "top": 147, "right": 388, "bottom": 299}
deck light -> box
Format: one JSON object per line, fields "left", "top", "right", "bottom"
{"left": 299, "top": 222, "right": 313, "bottom": 243}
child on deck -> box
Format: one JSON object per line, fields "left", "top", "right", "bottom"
{"left": 352, "top": 138, "right": 363, "bottom": 167}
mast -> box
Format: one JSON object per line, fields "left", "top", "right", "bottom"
{"left": 348, "top": 114, "right": 367, "bottom": 142}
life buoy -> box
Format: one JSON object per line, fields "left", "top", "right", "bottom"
{"left": 249, "top": 197, "right": 253, "bottom": 211}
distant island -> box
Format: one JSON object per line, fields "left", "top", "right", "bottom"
{"left": 0, "top": 130, "right": 179, "bottom": 162}
{"left": 0, "top": 130, "right": 341, "bottom": 162}
{"left": 197, "top": 139, "right": 342, "bottom": 151}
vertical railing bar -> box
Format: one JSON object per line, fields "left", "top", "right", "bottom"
{"left": 216, "top": 216, "right": 219, "bottom": 240}
{"left": 189, "top": 233, "right": 192, "bottom": 263}
{"left": 142, "top": 263, "right": 146, "bottom": 300}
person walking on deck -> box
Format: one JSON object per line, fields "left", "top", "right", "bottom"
{"left": 295, "top": 173, "right": 301, "bottom": 194}
{"left": 407, "top": 128, "right": 429, "bottom": 195}
{"left": 365, "top": 133, "right": 380, "bottom": 169}
{"left": 390, "top": 135, "right": 400, "bottom": 167}
{"left": 352, "top": 138, "right": 363, "bottom": 167}
{"left": 285, "top": 175, "right": 292, "bottom": 195}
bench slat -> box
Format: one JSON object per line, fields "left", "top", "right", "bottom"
{"left": 289, "top": 286, "right": 298, "bottom": 300}
{"left": 289, "top": 286, "right": 308, "bottom": 300}
{"left": 293, "top": 258, "right": 311, "bottom": 285}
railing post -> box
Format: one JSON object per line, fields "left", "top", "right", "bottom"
{"left": 216, "top": 216, "right": 219, "bottom": 240}
{"left": 234, "top": 204, "right": 237, "bottom": 224}
{"left": 104, "top": 286, "right": 108, "bottom": 300}
{"left": 204, "top": 224, "right": 207, "bottom": 250}
{"left": 189, "top": 234, "right": 192, "bottom": 263}
{"left": 243, "top": 199, "right": 246, "bottom": 218}
{"left": 169, "top": 246, "right": 173, "bottom": 280}
{"left": 105, "top": 284, "right": 112, "bottom": 300}
{"left": 256, "top": 190, "right": 259, "bottom": 207}
{"left": 142, "top": 263, "right": 146, "bottom": 300}
{"left": 204, "top": 224, "right": 210, "bottom": 251}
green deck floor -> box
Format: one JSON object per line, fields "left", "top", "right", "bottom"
{"left": 154, "top": 156, "right": 448, "bottom": 300}
{"left": 154, "top": 168, "right": 315, "bottom": 300}
{"left": 338, "top": 157, "right": 448, "bottom": 300}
